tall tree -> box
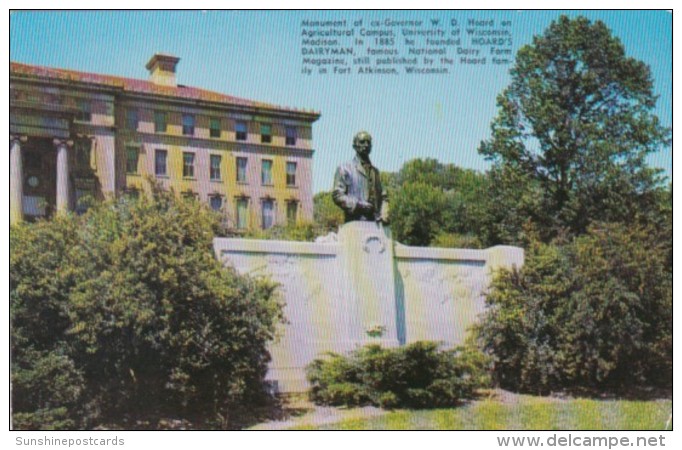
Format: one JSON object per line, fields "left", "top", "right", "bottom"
{"left": 479, "top": 16, "right": 670, "bottom": 244}
{"left": 390, "top": 158, "right": 489, "bottom": 246}
{"left": 313, "top": 191, "right": 345, "bottom": 234}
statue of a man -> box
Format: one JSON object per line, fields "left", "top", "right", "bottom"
{"left": 332, "top": 131, "right": 389, "bottom": 223}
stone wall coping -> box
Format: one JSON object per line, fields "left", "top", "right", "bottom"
{"left": 214, "top": 238, "right": 524, "bottom": 263}
{"left": 214, "top": 237, "right": 338, "bottom": 256}
{"left": 394, "top": 244, "right": 489, "bottom": 262}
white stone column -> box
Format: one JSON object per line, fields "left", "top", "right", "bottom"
{"left": 54, "top": 138, "right": 73, "bottom": 215}
{"left": 10, "top": 135, "right": 26, "bottom": 225}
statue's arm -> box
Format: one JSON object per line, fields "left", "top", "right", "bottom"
{"left": 332, "top": 165, "right": 358, "bottom": 213}
{"left": 379, "top": 178, "right": 390, "bottom": 223}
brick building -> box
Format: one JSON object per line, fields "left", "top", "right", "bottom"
{"left": 10, "top": 54, "right": 320, "bottom": 228}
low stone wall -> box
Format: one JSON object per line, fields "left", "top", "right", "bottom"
{"left": 214, "top": 222, "right": 523, "bottom": 392}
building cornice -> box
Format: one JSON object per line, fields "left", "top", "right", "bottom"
{"left": 10, "top": 73, "right": 122, "bottom": 96}
{"left": 11, "top": 68, "right": 321, "bottom": 123}
{"left": 118, "top": 90, "right": 321, "bottom": 122}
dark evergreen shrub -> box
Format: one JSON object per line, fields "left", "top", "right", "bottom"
{"left": 11, "top": 187, "right": 284, "bottom": 429}
{"left": 306, "top": 342, "right": 488, "bottom": 409}
{"left": 477, "top": 223, "right": 672, "bottom": 393}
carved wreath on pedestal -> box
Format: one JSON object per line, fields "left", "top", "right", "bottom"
{"left": 362, "top": 235, "right": 385, "bottom": 254}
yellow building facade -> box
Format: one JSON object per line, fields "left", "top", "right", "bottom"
{"left": 10, "top": 54, "right": 320, "bottom": 229}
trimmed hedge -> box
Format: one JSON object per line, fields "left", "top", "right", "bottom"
{"left": 306, "top": 342, "right": 488, "bottom": 409}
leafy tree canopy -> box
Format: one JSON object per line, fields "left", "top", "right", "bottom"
{"left": 477, "top": 222, "right": 672, "bottom": 393}
{"left": 479, "top": 15, "right": 670, "bottom": 244}
{"left": 389, "top": 158, "right": 489, "bottom": 246}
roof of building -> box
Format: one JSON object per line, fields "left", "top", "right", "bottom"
{"left": 10, "top": 61, "right": 320, "bottom": 117}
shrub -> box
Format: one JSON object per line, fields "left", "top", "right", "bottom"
{"left": 11, "top": 188, "right": 284, "bottom": 429}
{"left": 11, "top": 349, "right": 84, "bottom": 430}
{"left": 477, "top": 223, "right": 672, "bottom": 393}
{"left": 389, "top": 182, "right": 449, "bottom": 246}
{"left": 431, "top": 232, "right": 483, "bottom": 249}
{"left": 306, "top": 342, "right": 488, "bottom": 409}
{"left": 313, "top": 191, "right": 344, "bottom": 234}
{"left": 242, "top": 222, "right": 321, "bottom": 241}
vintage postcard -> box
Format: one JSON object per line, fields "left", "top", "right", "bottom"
{"left": 8, "top": 9, "right": 673, "bottom": 442}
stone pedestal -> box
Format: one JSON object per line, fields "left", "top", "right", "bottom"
{"left": 215, "top": 226, "right": 525, "bottom": 392}
{"left": 337, "top": 221, "right": 399, "bottom": 348}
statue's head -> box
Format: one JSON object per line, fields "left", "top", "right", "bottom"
{"left": 353, "top": 131, "right": 372, "bottom": 159}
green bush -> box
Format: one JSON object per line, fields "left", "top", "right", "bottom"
{"left": 11, "top": 187, "right": 284, "bottom": 429}
{"left": 242, "top": 222, "right": 321, "bottom": 241}
{"left": 306, "top": 342, "right": 488, "bottom": 409}
{"left": 431, "top": 232, "right": 483, "bottom": 249}
{"left": 11, "top": 349, "right": 84, "bottom": 430}
{"left": 477, "top": 223, "right": 672, "bottom": 393}
{"left": 313, "top": 191, "right": 344, "bottom": 234}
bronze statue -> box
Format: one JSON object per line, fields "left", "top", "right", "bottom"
{"left": 333, "top": 131, "right": 388, "bottom": 223}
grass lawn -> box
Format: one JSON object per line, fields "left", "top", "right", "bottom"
{"left": 251, "top": 390, "right": 672, "bottom": 430}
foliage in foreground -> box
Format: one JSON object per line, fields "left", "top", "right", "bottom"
{"left": 477, "top": 222, "right": 672, "bottom": 394}
{"left": 306, "top": 342, "right": 489, "bottom": 409}
{"left": 284, "top": 396, "right": 671, "bottom": 430}
{"left": 11, "top": 189, "right": 284, "bottom": 429}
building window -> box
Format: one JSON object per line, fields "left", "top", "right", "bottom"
{"left": 75, "top": 139, "right": 92, "bottom": 171}
{"left": 261, "top": 124, "right": 272, "bottom": 143}
{"left": 210, "top": 154, "right": 222, "bottom": 181}
{"left": 287, "top": 201, "right": 298, "bottom": 225}
{"left": 236, "top": 157, "right": 248, "bottom": 183}
{"left": 126, "top": 108, "right": 138, "bottom": 131}
{"left": 286, "top": 126, "right": 297, "bottom": 146}
{"left": 154, "top": 111, "right": 167, "bottom": 133}
{"left": 75, "top": 101, "right": 91, "bottom": 122}
{"left": 155, "top": 149, "right": 167, "bottom": 176}
{"left": 25, "top": 151, "right": 42, "bottom": 172}
{"left": 236, "top": 198, "right": 249, "bottom": 229}
{"left": 126, "top": 146, "right": 139, "bottom": 174}
{"left": 261, "top": 159, "right": 273, "bottom": 185}
{"left": 209, "top": 195, "right": 223, "bottom": 211}
{"left": 262, "top": 199, "right": 275, "bottom": 229}
{"left": 182, "top": 191, "right": 197, "bottom": 201}
{"left": 210, "top": 118, "right": 221, "bottom": 138}
{"left": 183, "top": 152, "right": 195, "bottom": 178}
{"left": 236, "top": 121, "right": 247, "bottom": 141}
{"left": 123, "top": 187, "right": 140, "bottom": 200}
{"left": 182, "top": 114, "right": 195, "bottom": 136}
{"left": 75, "top": 189, "right": 92, "bottom": 215}
{"left": 286, "top": 161, "right": 297, "bottom": 186}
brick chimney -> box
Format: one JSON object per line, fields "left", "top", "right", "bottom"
{"left": 146, "top": 54, "right": 180, "bottom": 87}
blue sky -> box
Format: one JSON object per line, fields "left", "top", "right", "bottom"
{"left": 10, "top": 10, "right": 672, "bottom": 193}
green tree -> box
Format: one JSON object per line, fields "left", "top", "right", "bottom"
{"left": 389, "top": 159, "right": 489, "bottom": 246}
{"left": 313, "top": 191, "right": 344, "bottom": 234}
{"left": 11, "top": 188, "right": 284, "bottom": 429}
{"left": 479, "top": 16, "right": 670, "bottom": 244}
{"left": 243, "top": 222, "right": 320, "bottom": 241}
{"left": 477, "top": 223, "right": 672, "bottom": 393}
{"left": 389, "top": 181, "right": 448, "bottom": 246}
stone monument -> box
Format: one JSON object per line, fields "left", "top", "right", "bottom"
{"left": 331, "top": 131, "right": 398, "bottom": 346}
{"left": 214, "top": 131, "right": 524, "bottom": 392}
